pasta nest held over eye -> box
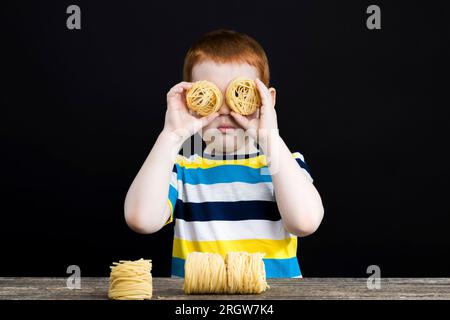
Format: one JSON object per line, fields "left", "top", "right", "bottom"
{"left": 186, "top": 80, "right": 223, "bottom": 116}
{"left": 226, "top": 77, "right": 261, "bottom": 116}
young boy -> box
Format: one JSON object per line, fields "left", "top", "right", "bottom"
{"left": 124, "top": 29, "right": 324, "bottom": 278}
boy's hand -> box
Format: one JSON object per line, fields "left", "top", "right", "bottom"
{"left": 163, "top": 82, "right": 220, "bottom": 143}
{"left": 230, "top": 78, "right": 278, "bottom": 150}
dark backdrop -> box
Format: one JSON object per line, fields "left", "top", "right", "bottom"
{"left": 1, "top": 0, "right": 449, "bottom": 277}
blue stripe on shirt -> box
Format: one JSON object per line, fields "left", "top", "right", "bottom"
{"left": 263, "top": 257, "right": 302, "bottom": 278}
{"left": 175, "top": 165, "right": 273, "bottom": 185}
{"left": 168, "top": 184, "right": 178, "bottom": 209}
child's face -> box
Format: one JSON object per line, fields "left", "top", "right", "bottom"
{"left": 191, "top": 60, "right": 260, "bottom": 154}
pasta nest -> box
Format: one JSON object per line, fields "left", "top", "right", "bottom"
{"left": 184, "top": 251, "right": 269, "bottom": 295}
{"left": 108, "top": 259, "right": 152, "bottom": 300}
{"left": 226, "top": 77, "right": 261, "bottom": 115}
{"left": 186, "top": 80, "right": 223, "bottom": 116}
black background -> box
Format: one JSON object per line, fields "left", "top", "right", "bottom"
{"left": 1, "top": 0, "right": 449, "bottom": 277}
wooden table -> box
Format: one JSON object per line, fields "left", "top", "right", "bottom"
{"left": 1, "top": 277, "right": 449, "bottom": 300}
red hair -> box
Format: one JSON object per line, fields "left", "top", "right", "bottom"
{"left": 183, "top": 29, "right": 270, "bottom": 86}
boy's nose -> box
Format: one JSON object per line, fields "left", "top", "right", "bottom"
{"left": 218, "top": 96, "right": 231, "bottom": 115}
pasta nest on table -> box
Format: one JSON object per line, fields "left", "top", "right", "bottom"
{"left": 108, "top": 259, "right": 152, "bottom": 300}
{"left": 186, "top": 80, "right": 223, "bottom": 116}
{"left": 183, "top": 251, "right": 269, "bottom": 295}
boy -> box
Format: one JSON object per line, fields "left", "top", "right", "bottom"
{"left": 124, "top": 29, "right": 324, "bottom": 278}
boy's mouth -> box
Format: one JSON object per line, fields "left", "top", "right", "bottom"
{"left": 217, "top": 125, "right": 236, "bottom": 134}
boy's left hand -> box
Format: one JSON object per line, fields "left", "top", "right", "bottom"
{"left": 230, "top": 78, "right": 278, "bottom": 150}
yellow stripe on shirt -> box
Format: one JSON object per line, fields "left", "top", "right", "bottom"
{"left": 175, "top": 154, "right": 268, "bottom": 169}
{"left": 164, "top": 199, "right": 174, "bottom": 226}
{"left": 175, "top": 153, "right": 302, "bottom": 170}
{"left": 172, "top": 236, "right": 297, "bottom": 260}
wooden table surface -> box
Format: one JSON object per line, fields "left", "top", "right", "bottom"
{"left": 1, "top": 277, "right": 449, "bottom": 300}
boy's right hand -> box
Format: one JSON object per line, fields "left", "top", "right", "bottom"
{"left": 162, "top": 82, "right": 220, "bottom": 143}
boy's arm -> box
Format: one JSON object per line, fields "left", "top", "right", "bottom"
{"left": 262, "top": 135, "right": 324, "bottom": 237}
{"left": 124, "top": 131, "right": 182, "bottom": 234}
{"left": 230, "top": 78, "right": 323, "bottom": 237}
{"left": 124, "top": 81, "right": 219, "bottom": 234}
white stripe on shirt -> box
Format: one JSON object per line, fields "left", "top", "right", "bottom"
{"left": 174, "top": 218, "right": 295, "bottom": 241}
{"left": 176, "top": 181, "right": 275, "bottom": 203}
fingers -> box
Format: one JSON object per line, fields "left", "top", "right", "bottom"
{"left": 167, "top": 82, "right": 193, "bottom": 111}
{"left": 255, "top": 78, "right": 273, "bottom": 108}
{"left": 230, "top": 111, "right": 251, "bottom": 130}
{"left": 200, "top": 112, "right": 220, "bottom": 127}
{"left": 167, "top": 81, "right": 192, "bottom": 99}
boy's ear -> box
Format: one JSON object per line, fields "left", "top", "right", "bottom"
{"left": 268, "top": 87, "right": 277, "bottom": 108}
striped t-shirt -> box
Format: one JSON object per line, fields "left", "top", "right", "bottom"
{"left": 165, "top": 150, "right": 313, "bottom": 278}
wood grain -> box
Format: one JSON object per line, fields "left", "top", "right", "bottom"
{"left": 0, "top": 277, "right": 449, "bottom": 300}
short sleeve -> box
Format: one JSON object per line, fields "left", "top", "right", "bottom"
{"left": 292, "top": 152, "right": 313, "bottom": 183}
{"left": 164, "top": 163, "right": 179, "bottom": 226}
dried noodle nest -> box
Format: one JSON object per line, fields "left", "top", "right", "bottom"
{"left": 186, "top": 80, "right": 223, "bottom": 116}
{"left": 225, "top": 77, "right": 261, "bottom": 115}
